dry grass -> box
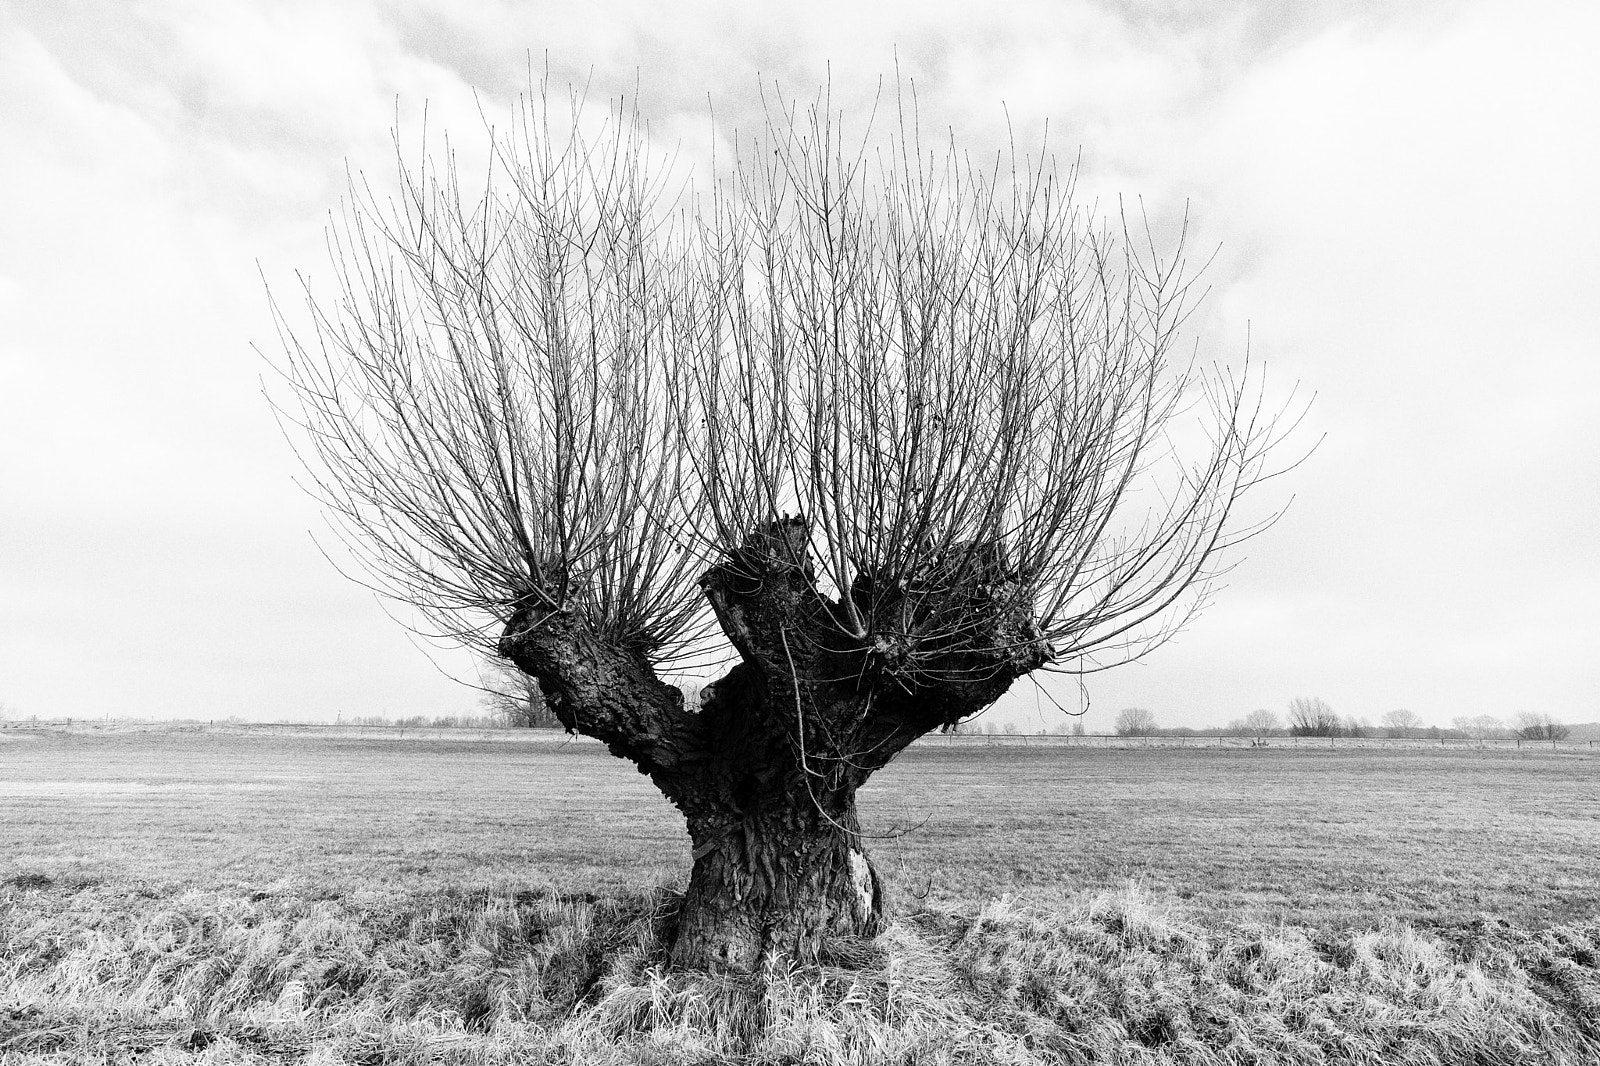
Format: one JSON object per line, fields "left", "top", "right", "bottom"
{"left": 2, "top": 727, "right": 1598, "bottom": 1062}
{"left": 3, "top": 878, "right": 1597, "bottom": 1064}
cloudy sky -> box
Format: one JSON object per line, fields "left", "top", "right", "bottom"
{"left": 2, "top": 0, "right": 1595, "bottom": 731}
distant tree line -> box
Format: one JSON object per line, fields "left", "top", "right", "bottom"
{"left": 356, "top": 693, "right": 1576, "bottom": 742}
{"left": 346, "top": 713, "right": 506, "bottom": 729}
{"left": 1057, "top": 699, "right": 1579, "bottom": 743}
{"left": 948, "top": 718, "right": 1088, "bottom": 737}
{"left": 1257, "top": 699, "right": 1573, "bottom": 742}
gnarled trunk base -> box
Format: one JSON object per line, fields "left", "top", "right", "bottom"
{"left": 670, "top": 805, "right": 884, "bottom": 973}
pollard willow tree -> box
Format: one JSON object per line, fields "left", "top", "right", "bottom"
{"left": 274, "top": 85, "right": 1298, "bottom": 972}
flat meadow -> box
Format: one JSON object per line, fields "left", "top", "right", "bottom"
{"left": 3, "top": 725, "right": 1599, "bottom": 1063}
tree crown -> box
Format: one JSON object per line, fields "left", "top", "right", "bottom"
{"left": 270, "top": 79, "right": 1301, "bottom": 690}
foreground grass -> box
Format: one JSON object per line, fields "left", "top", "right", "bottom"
{"left": 3, "top": 877, "right": 1598, "bottom": 1065}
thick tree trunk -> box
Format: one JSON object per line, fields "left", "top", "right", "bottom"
{"left": 499, "top": 520, "right": 1048, "bottom": 973}
{"left": 670, "top": 797, "right": 883, "bottom": 972}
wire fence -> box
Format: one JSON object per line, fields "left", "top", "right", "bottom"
{"left": 921, "top": 732, "right": 1596, "bottom": 752}
{"left": 5, "top": 718, "right": 1593, "bottom": 752}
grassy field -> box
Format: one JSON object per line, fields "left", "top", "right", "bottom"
{"left": 3, "top": 726, "right": 1598, "bottom": 1063}
{"left": 3, "top": 726, "right": 1596, "bottom": 927}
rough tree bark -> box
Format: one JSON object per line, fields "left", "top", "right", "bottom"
{"left": 498, "top": 518, "right": 1049, "bottom": 972}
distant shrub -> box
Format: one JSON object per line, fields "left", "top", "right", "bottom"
{"left": 1115, "top": 707, "right": 1157, "bottom": 737}
{"left": 1381, "top": 708, "right": 1425, "bottom": 738}
{"left": 1452, "top": 714, "right": 1508, "bottom": 742}
{"left": 479, "top": 661, "right": 562, "bottom": 728}
{"left": 1514, "top": 712, "right": 1571, "bottom": 742}
{"left": 1229, "top": 709, "right": 1280, "bottom": 743}
{"left": 1287, "top": 697, "right": 1341, "bottom": 737}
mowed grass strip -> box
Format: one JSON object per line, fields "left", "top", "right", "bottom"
{"left": 1, "top": 729, "right": 1596, "bottom": 929}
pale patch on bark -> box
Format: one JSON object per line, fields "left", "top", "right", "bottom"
{"left": 847, "top": 849, "right": 874, "bottom": 922}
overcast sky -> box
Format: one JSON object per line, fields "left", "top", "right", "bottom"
{"left": 2, "top": 0, "right": 1596, "bottom": 731}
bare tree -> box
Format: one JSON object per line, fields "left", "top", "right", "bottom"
{"left": 1341, "top": 715, "right": 1371, "bottom": 739}
{"left": 1287, "top": 696, "right": 1340, "bottom": 737}
{"left": 271, "top": 81, "right": 1298, "bottom": 972}
{"left": 1381, "top": 708, "right": 1423, "bottom": 738}
{"left": 1452, "top": 714, "right": 1503, "bottom": 743}
{"left": 479, "top": 662, "right": 560, "bottom": 728}
{"left": 1233, "top": 708, "right": 1278, "bottom": 743}
{"left": 1514, "top": 712, "right": 1570, "bottom": 742}
{"left": 1114, "top": 707, "right": 1158, "bottom": 737}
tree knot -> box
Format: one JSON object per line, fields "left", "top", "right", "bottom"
{"left": 730, "top": 516, "right": 814, "bottom": 579}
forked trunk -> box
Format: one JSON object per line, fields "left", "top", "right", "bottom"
{"left": 670, "top": 795, "right": 883, "bottom": 972}
{"left": 499, "top": 520, "right": 1048, "bottom": 973}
